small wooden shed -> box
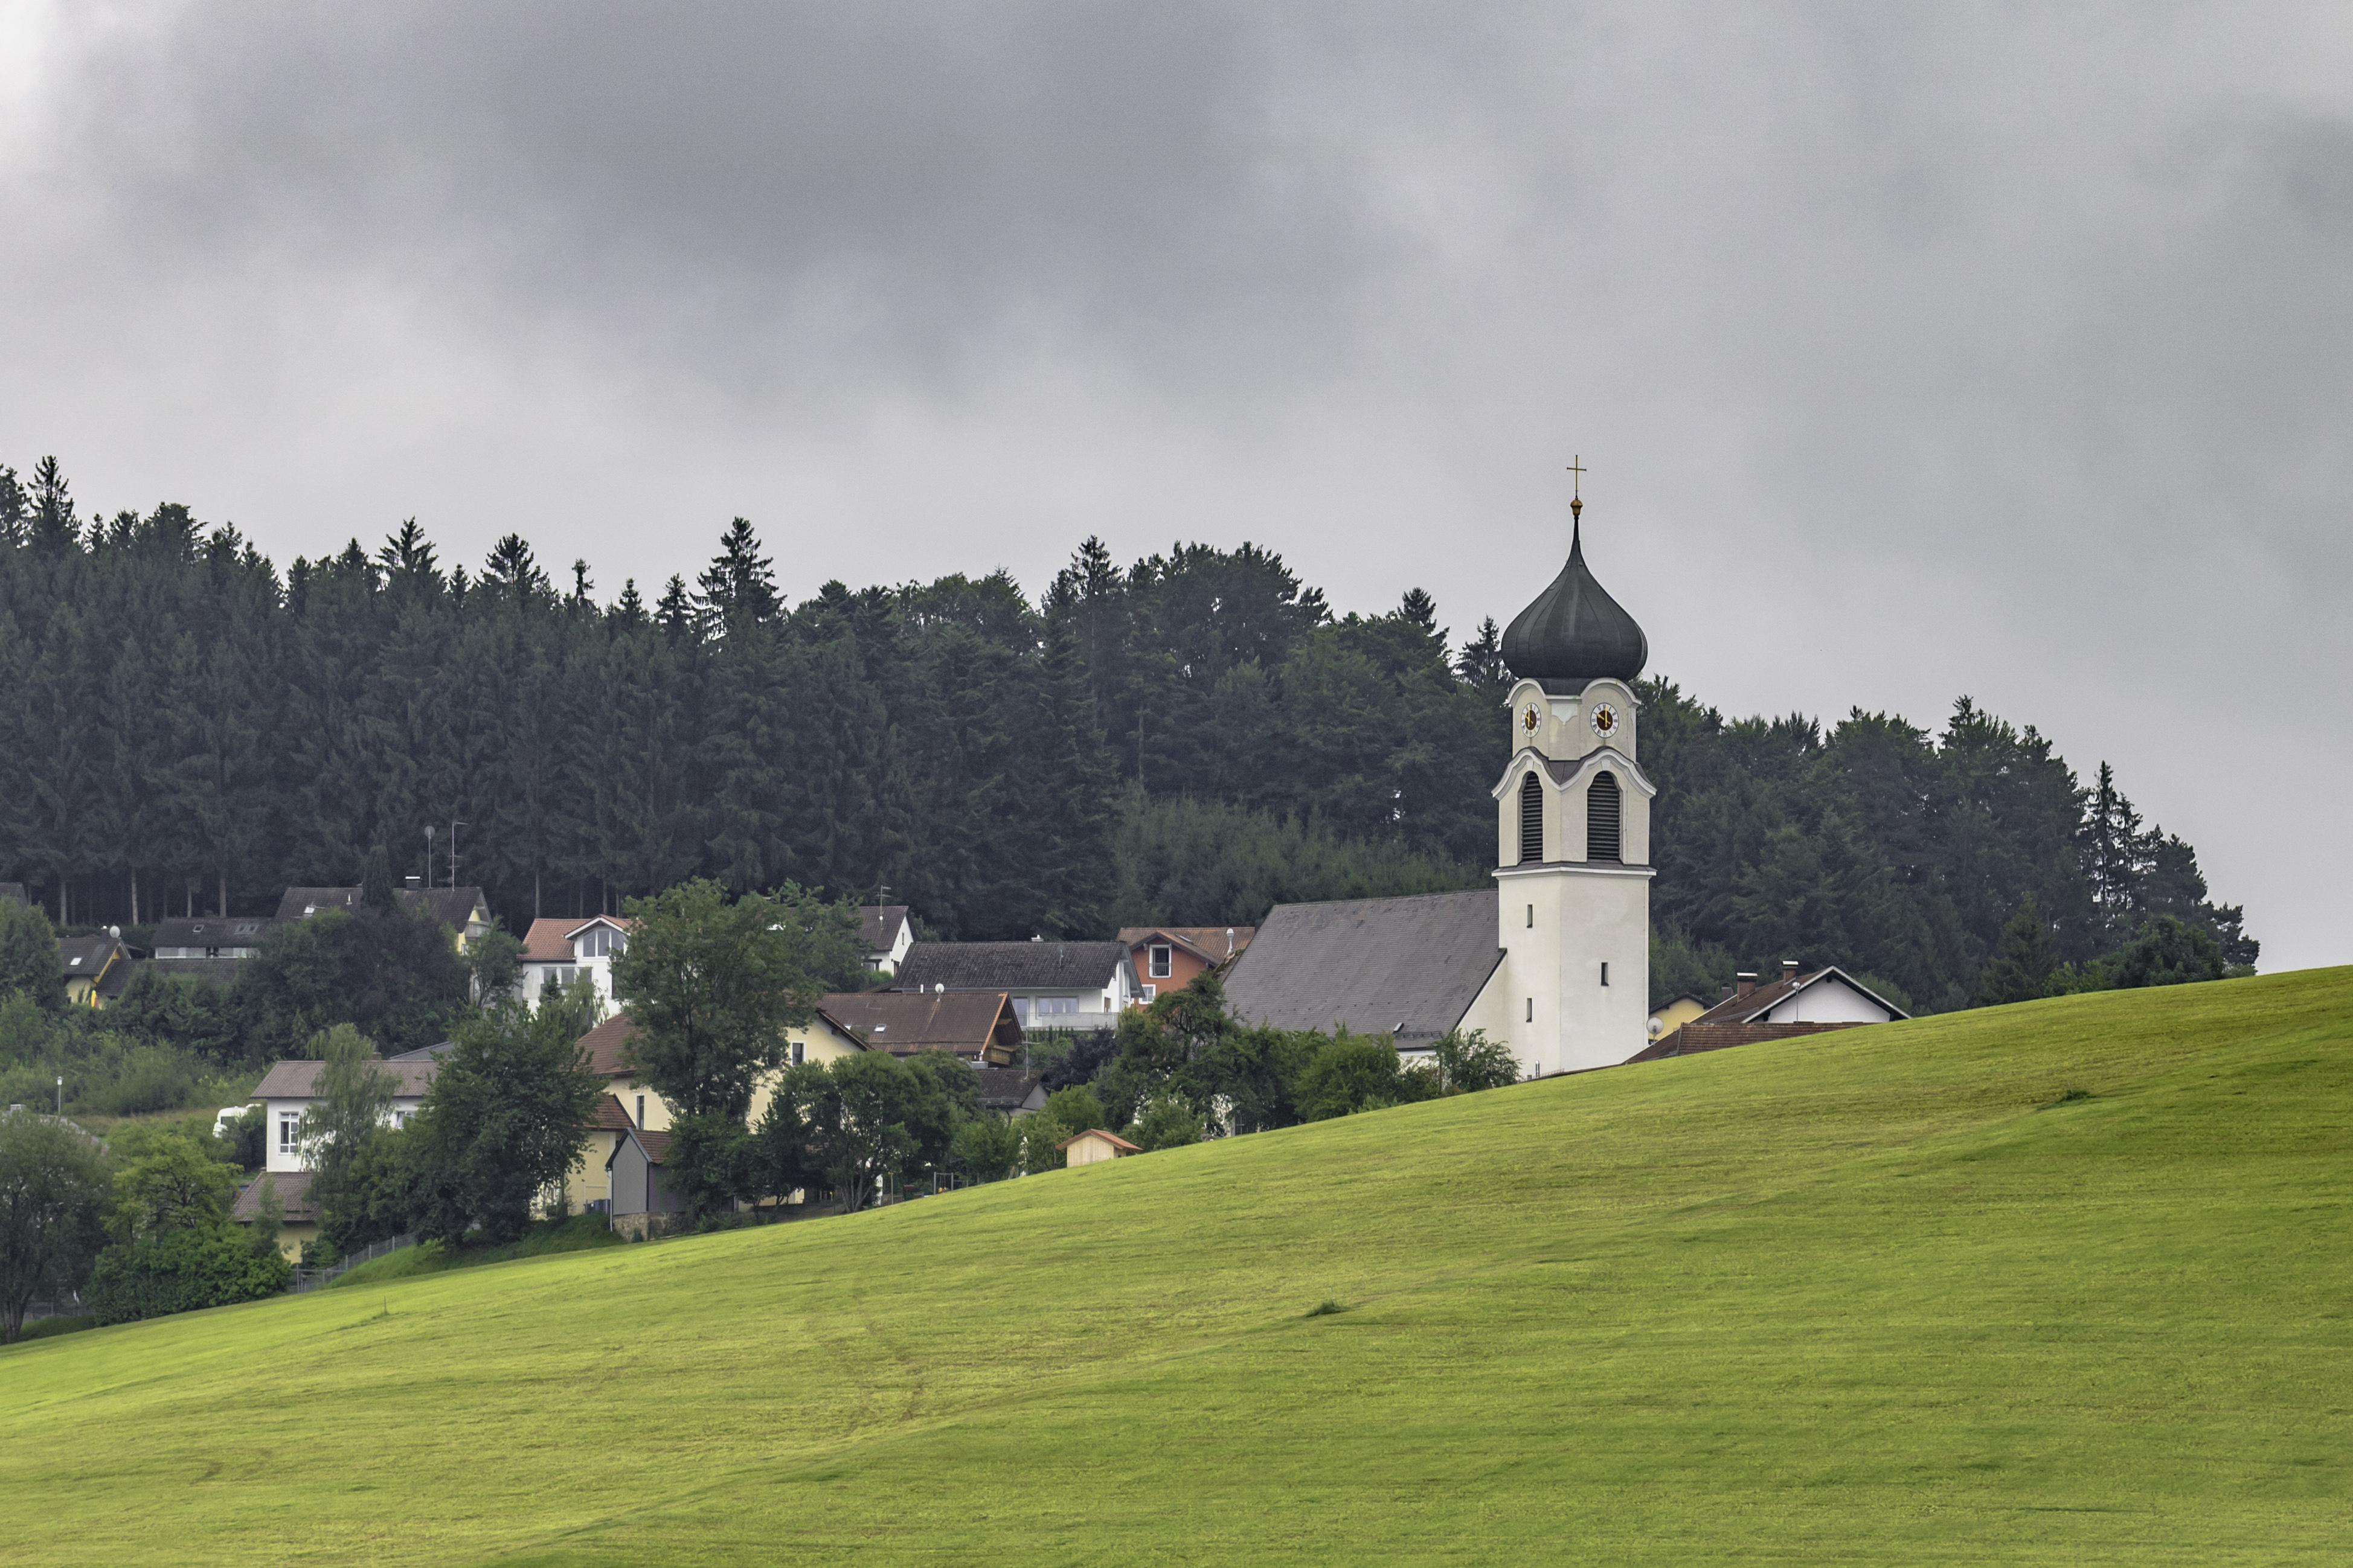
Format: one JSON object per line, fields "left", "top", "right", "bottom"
{"left": 1057, "top": 1128, "right": 1140, "bottom": 1168}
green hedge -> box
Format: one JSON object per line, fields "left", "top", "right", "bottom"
{"left": 86, "top": 1228, "right": 292, "bottom": 1325}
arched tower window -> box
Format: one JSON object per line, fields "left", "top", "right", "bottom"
{"left": 1518, "top": 772, "right": 1544, "bottom": 864}
{"left": 1587, "top": 771, "right": 1622, "bottom": 862}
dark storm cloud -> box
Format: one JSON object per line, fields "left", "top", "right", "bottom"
{"left": 2, "top": 2, "right": 2349, "bottom": 965}
{"left": 30, "top": 2, "right": 1416, "bottom": 395}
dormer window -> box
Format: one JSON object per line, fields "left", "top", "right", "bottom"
{"left": 1148, "top": 944, "right": 1173, "bottom": 979}
{"left": 577, "top": 924, "right": 624, "bottom": 959}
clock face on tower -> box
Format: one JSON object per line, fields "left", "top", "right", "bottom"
{"left": 1522, "top": 706, "right": 1539, "bottom": 735}
{"left": 1589, "top": 701, "right": 1620, "bottom": 741}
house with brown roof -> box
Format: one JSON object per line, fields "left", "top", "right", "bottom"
{"left": 248, "top": 1055, "right": 440, "bottom": 1179}
{"left": 230, "top": 1171, "right": 321, "bottom": 1262}
{"left": 1625, "top": 961, "right": 1907, "bottom": 1064}
{"left": 1119, "top": 925, "right": 1255, "bottom": 1003}
{"left": 516, "top": 915, "right": 634, "bottom": 1012}
{"left": 562, "top": 1095, "right": 638, "bottom": 1215}
{"left": 233, "top": 1054, "right": 438, "bottom": 1259}
{"left": 1058, "top": 1128, "right": 1139, "bottom": 1166}
{"left": 817, "top": 991, "right": 1025, "bottom": 1066}
{"left": 570, "top": 1006, "right": 875, "bottom": 1141}
{"left": 892, "top": 941, "right": 1137, "bottom": 1034}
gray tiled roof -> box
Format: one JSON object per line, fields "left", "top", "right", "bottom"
{"left": 860, "top": 904, "right": 909, "bottom": 954}
{"left": 275, "top": 885, "right": 489, "bottom": 932}
{"left": 1222, "top": 890, "right": 1504, "bottom": 1046}
{"left": 894, "top": 941, "right": 1128, "bottom": 992}
{"left": 974, "top": 1067, "right": 1047, "bottom": 1114}
{"left": 151, "top": 914, "right": 274, "bottom": 948}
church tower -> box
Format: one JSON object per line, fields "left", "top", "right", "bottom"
{"left": 1489, "top": 487, "right": 1655, "bottom": 1075}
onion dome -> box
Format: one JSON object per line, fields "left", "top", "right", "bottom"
{"left": 1500, "top": 499, "right": 1647, "bottom": 688}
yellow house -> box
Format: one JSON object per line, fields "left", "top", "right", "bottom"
{"left": 58, "top": 934, "right": 135, "bottom": 1009}
{"left": 1644, "top": 993, "right": 1712, "bottom": 1048}
{"left": 228, "top": 1171, "right": 318, "bottom": 1263}
{"left": 1058, "top": 1129, "right": 1138, "bottom": 1167}
{"left": 562, "top": 1010, "right": 873, "bottom": 1209}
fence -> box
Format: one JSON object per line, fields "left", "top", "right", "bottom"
{"left": 294, "top": 1234, "right": 414, "bottom": 1293}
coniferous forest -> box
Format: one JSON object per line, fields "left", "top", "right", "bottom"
{"left": 0, "top": 456, "right": 2253, "bottom": 1016}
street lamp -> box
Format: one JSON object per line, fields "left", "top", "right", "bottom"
{"left": 56, "top": 1075, "right": 62, "bottom": 1116}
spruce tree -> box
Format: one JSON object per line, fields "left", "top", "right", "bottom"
{"left": 1976, "top": 894, "right": 2055, "bottom": 1006}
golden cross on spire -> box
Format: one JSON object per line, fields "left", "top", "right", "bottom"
{"left": 1567, "top": 455, "right": 1586, "bottom": 521}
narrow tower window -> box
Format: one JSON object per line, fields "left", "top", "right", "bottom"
{"left": 1587, "top": 771, "right": 1622, "bottom": 862}
{"left": 1526, "top": 904, "right": 1534, "bottom": 929}
{"left": 1600, "top": 961, "right": 1610, "bottom": 987}
{"left": 1518, "top": 772, "right": 1544, "bottom": 864}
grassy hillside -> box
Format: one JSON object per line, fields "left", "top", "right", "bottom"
{"left": 4, "top": 969, "right": 2349, "bottom": 1566}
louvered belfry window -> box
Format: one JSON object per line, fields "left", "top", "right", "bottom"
{"left": 1518, "top": 772, "right": 1544, "bottom": 864}
{"left": 1587, "top": 770, "right": 1622, "bottom": 862}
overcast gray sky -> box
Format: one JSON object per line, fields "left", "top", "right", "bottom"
{"left": 2, "top": 2, "right": 2346, "bottom": 970}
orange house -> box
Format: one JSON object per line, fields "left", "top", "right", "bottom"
{"left": 1118, "top": 926, "right": 1256, "bottom": 1005}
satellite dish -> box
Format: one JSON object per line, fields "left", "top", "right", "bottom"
{"left": 1646, "top": 1017, "right": 1664, "bottom": 1040}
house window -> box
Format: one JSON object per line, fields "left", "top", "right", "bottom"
{"left": 278, "top": 1113, "right": 299, "bottom": 1152}
{"left": 1148, "top": 944, "right": 1173, "bottom": 979}
{"left": 1141, "top": 984, "right": 1157, "bottom": 1002}
{"left": 578, "top": 925, "right": 625, "bottom": 959}
{"left": 791, "top": 1041, "right": 804, "bottom": 1066}
{"left": 1587, "top": 771, "right": 1622, "bottom": 862}
{"left": 635, "top": 1095, "right": 645, "bottom": 1127}
{"left": 1518, "top": 773, "right": 1544, "bottom": 863}
{"left": 1035, "top": 997, "right": 1078, "bottom": 1016}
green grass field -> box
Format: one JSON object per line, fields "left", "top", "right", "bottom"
{"left": 4, "top": 969, "right": 2349, "bottom": 1565}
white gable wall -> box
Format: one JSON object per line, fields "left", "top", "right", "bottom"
{"left": 1761, "top": 976, "right": 1899, "bottom": 1025}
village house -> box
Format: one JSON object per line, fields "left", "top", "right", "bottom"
{"left": 230, "top": 1048, "right": 440, "bottom": 1259}
{"left": 891, "top": 941, "right": 1138, "bottom": 1034}
{"left": 516, "top": 915, "right": 635, "bottom": 1011}
{"left": 1119, "top": 925, "right": 1255, "bottom": 1003}
{"left": 862, "top": 904, "right": 914, "bottom": 976}
{"left": 576, "top": 1009, "right": 879, "bottom": 1229}
{"left": 277, "top": 882, "right": 496, "bottom": 953}
{"left": 976, "top": 1065, "right": 1049, "bottom": 1118}
{"left": 58, "top": 932, "right": 136, "bottom": 1008}
{"left": 1623, "top": 962, "right": 1908, "bottom": 1064}
{"left": 815, "top": 990, "right": 1026, "bottom": 1066}
{"left": 150, "top": 914, "right": 274, "bottom": 959}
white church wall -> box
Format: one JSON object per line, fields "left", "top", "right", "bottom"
{"left": 1491, "top": 862, "right": 1652, "bottom": 1075}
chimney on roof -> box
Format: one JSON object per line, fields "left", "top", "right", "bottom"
{"left": 405, "top": 875, "right": 422, "bottom": 891}
{"left": 1735, "top": 972, "right": 1758, "bottom": 999}
{"left": 1225, "top": 927, "right": 1234, "bottom": 955}
{"left": 1719, "top": 985, "right": 1733, "bottom": 1002}
{"left": 1782, "top": 959, "right": 1800, "bottom": 984}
